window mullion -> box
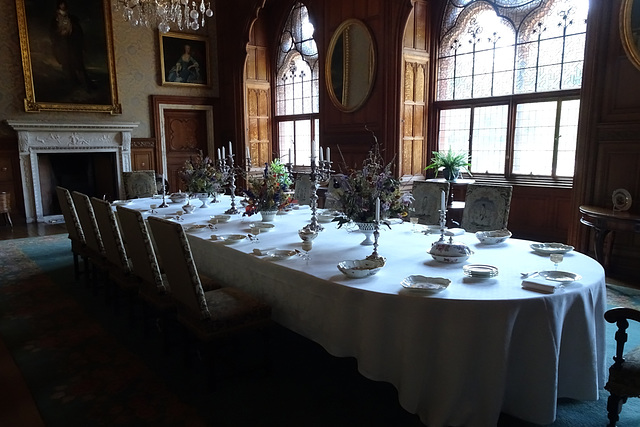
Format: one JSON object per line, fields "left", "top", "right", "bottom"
{"left": 551, "top": 100, "right": 562, "bottom": 177}
{"left": 505, "top": 98, "right": 517, "bottom": 178}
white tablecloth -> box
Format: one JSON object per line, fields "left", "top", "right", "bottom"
{"left": 130, "top": 196, "right": 607, "bottom": 426}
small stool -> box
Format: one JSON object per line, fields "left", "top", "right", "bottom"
{"left": 0, "top": 192, "right": 13, "bottom": 228}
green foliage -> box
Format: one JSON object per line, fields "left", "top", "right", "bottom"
{"left": 424, "top": 148, "right": 472, "bottom": 178}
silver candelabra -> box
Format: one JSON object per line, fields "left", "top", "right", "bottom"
{"left": 223, "top": 153, "right": 241, "bottom": 215}
{"left": 304, "top": 157, "right": 332, "bottom": 233}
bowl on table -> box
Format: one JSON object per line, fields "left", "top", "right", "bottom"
{"left": 475, "top": 229, "right": 512, "bottom": 245}
{"left": 212, "top": 214, "right": 231, "bottom": 223}
{"left": 169, "top": 193, "right": 187, "bottom": 204}
{"left": 337, "top": 258, "right": 385, "bottom": 278}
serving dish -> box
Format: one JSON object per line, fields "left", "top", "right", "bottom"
{"left": 337, "top": 258, "right": 385, "bottom": 278}
{"left": 254, "top": 223, "right": 275, "bottom": 232}
{"left": 612, "top": 188, "right": 632, "bottom": 211}
{"left": 475, "top": 229, "right": 512, "bottom": 244}
{"left": 401, "top": 275, "right": 450, "bottom": 292}
{"left": 530, "top": 243, "right": 574, "bottom": 255}
{"left": 429, "top": 239, "right": 473, "bottom": 263}
{"left": 266, "top": 249, "right": 297, "bottom": 261}
{"left": 210, "top": 234, "right": 246, "bottom": 244}
{"left": 538, "top": 270, "right": 582, "bottom": 282}
{"left": 169, "top": 193, "right": 187, "bottom": 204}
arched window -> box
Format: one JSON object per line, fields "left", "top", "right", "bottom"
{"left": 435, "top": 0, "right": 588, "bottom": 180}
{"left": 275, "top": 2, "right": 319, "bottom": 166}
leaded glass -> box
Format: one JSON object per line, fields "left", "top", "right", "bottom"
{"left": 437, "top": 0, "right": 588, "bottom": 101}
{"left": 439, "top": 108, "right": 471, "bottom": 154}
{"left": 556, "top": 99, "right": 580, "bottom": 176}
{"left": 471, "top": 105, "right": 508, "bottom": 174}
{"left": 513, "top": 101, "right": 557, "bottom": 175}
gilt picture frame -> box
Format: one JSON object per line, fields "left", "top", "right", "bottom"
{"left": 15, "top": 0, "right": 121, "bottom": 114}
{"left": 159, "top": 32, "right": 210, "bottom": 87}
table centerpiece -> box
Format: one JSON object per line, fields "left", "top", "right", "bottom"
{"left": 243, "top": 158, "right": 293, "bottom": 220}
{"left": 179, "top": 152, "right": 227, "bottom": 208}
{"left": 327, "top": 141, "right": 413, "bottom": 244}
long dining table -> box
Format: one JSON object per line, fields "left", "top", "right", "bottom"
{"left": 127, "top": 195, "right": 606, "bottom": 426}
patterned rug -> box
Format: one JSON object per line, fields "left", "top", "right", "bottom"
{"left": 1, "top": 234, "right": 640, "bottom": 427}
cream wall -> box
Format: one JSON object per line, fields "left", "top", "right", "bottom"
{"left": 0, "top": 1, "right": 219, "bottom": 138}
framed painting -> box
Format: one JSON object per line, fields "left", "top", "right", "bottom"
{"left": 15, "top": 0, "right": 121, "bottom": 113}
{"left": 160, "top": 32, "right": 210, "bottom": 87}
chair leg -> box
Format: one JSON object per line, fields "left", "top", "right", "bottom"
{"left": 72, "top": 253, "right": 80, "bottom": 280}
{"left": 606, "top": 394, "right": 626, "bottom": 427}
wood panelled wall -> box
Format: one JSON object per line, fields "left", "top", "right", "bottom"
{"left": 568, "top": 0, "right": 640, "bottom": 280}
{"left": 215, "top": 0, "right": 640, "bottom": 278}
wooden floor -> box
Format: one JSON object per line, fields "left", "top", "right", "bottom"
{"left": 0, "top": 219, "right": 67, "bottom": 241}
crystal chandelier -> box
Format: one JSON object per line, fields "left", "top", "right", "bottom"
{"left": 114, "top": 0, "right": 214, "bottom": 33}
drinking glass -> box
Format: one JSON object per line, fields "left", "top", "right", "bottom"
{"left": 550, "top": 253, "right": 563, "bottom": 270}
{"left": 410, "top": 217, "right": 419, "bottom": 232}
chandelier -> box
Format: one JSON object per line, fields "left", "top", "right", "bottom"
{"left": 114, "top": 0, "right": 214, "bottom": 33}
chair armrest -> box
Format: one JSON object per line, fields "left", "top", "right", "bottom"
{"left": 605, "top": 307, "right": 640, "bottom": 368}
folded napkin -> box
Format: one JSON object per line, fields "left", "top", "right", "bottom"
{"left": 522, "top": 278, "right": 559, "bottom": 294}
{"left": 444, "top": 228, "right": 465, "bottom": 236}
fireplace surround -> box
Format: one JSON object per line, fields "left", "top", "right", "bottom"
{"left": 6, "top": 121, "right": 138, "bottom": 223}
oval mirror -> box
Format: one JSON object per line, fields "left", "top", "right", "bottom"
{"left": 325, "top": 19, "right": 376, "bottom": 112}
{"left": 620, "top": 0, "right": 640, "bottom": 71}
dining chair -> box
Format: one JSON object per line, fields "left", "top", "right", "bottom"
{"left": 71, "top": 191, "right": 108, "bottom": 290}
{"left": 0, "top": 191, "right": 12, "bottom": 227}
{"left": 460, "top": 183, "right": 513, "bottom": 232}
{"left": 293, "top": 174, "right": 312, "bottom": 205}
{"left": 116, "top": 205, "right": 177, "bottom": 342}
{"left": 146, "top": 216, "right": 272, "bottom": 380}
{"left": 604, "top": 307, "right": 640, "bottom": 427}
{"left": 411, "top": 180, "right": 450, "bottom": 225}
{"left": 122, "top": 170, "right": 157, "bottom": 199}
{"left": 90, "top": 197, "right": 139, "bottom": 312}
{"left": 56, "top": 186, "right": 89, "bottom": 281}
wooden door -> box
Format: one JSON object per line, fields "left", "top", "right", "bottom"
{"left": 162, "top": 109, "right": 210, "bottom": 193}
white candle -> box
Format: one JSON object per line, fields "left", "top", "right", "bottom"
{"left": 228, "top": 141, "right": 233, "bottom": 156}
{"left": 246, "top": 146, "right": 251, "bottom": 160}
{"left": 441, "top": 190, "right": 446, "bottom": 211}
{"left": 289, "top": 148, "right": 293, "bottom": 163}
{"left": 222, "top": 146, "right": 226, "bottom": 158}
{"left": 217, "top": 148, "right": 221, "bottom": 161}
{"left": 376, "top": 197, "right": 381, "bottom": 222}
{"left": 311, "top": 141, "right": 316, "bottom": 161}
{"left": 326, "top": 147, "right": 331, "bottom": 163}
{"left": 319, "top": 146, "right": 324, "bottom": 162}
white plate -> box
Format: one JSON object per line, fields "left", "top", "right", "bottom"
{"left": 266, "top": 249, "right": 297, "bottom": 261}
{"left": 612, "top": 188, "right": 632, "bottom": 211}
{"left": 538, "top": 270, "right": 582, "bottom": 282}
{"left": 111, "top": 200, "right": 132, "bottom": 207}
{"left": 463, "top": 264, "right": 499, "bottom": 278}
{"left": 530, "top": 243, "right": 574, "bottom": 255}
{"left": 401, "top": 275, "right": 450, "bottom": 292}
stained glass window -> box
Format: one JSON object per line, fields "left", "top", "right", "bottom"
{"left": 274, "top": 3, "right": 319, "bottom": 166}
{"left": 435, "top": 0, "right": 588, "bottom": 179}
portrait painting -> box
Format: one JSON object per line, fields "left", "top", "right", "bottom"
{"left": 15, "top": 0, "right": 121, "bottom": 113}
{"left": 160, "top": 32, "right": 210, "bottom": 87}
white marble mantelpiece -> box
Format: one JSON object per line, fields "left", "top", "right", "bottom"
{"left": 6, "top": 121, "right": 139, "bottom": 223}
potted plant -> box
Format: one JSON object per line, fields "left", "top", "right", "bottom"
{"left": 425, "top": 148, "right": 472, "bottom": 181}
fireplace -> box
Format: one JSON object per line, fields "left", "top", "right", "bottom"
{"left": 6, "top": 121, "right": 138, "bottom": 223}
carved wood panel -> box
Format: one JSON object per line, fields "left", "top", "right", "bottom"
{"left": 163, "top": 109, "right": 209, "bottom": 192}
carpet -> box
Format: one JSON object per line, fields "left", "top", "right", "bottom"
{"left": 1, "top": 235, "right": 640, "bottom": 427}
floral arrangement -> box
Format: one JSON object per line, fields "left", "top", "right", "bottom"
{"left": 242, "top": 159, "right": 293, "bottom": 216}
{"left": 327, "top": 142, "right": 413, "bottom": 227}
{"left": 179, "top": 152, "right": 226, "bottom": 195}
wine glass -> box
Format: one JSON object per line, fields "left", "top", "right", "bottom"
{"left": 410, "top": 216, "right": 419, "bottom": 232}
{"left": 550, "top": 253, "right": 564, "bottom": 270}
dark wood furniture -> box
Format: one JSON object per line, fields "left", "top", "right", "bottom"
{"left": 579, "top": 205, "right": 640, "bottom": 268}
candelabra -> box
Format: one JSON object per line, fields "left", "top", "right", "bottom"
{"left": 158, "top": 175, "right": 169, "bottom": 208}
{"left": 223, "top": 154, "right": 241, "bottom": 215}
{"left": 304, "top": 157, "right": 332, "bottom": 233}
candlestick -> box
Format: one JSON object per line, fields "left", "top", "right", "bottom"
{"left": 375, "top": 197, "right": 381, "bottom": 222}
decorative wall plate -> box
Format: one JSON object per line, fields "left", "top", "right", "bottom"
{"left": 612, "top": 188, "right": 632, "bottom": 211}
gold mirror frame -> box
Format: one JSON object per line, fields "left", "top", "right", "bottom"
{"left": 620, "top": 0, "right": 640, "bottom": 72}
{"left": 325, "top": 19, "right": 376, "bottom": 112}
